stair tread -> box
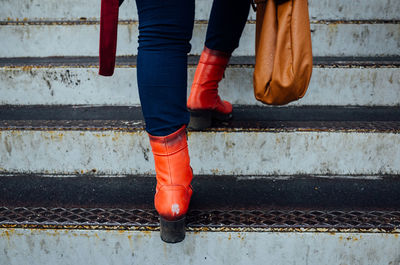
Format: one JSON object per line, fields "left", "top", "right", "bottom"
{"left": 2, "top": 172, "right": 400, "bottom": 232}
{"left": 1, "top": 106, "right": 399, "bottom": 132}
{"left": 3, "top": 174, "right": 399, "bottom": 232}
{"left": 1, "top": 174, "right": 399, "bottom": 210}
{"left": 2, "top": 120, "right": 400, "bottom": 132}
{"left": 1, "top": 56, "right": 400, "bottom": 67}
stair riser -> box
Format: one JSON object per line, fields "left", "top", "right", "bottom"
{"left": 1, "top": 67, "right": 399, "bottom": 106}
{"left": 1, "top": 24, "right": 399, "bottom": 57}
{"left": 1, "top": 0, "right": 399, "bottom": 21}
{"left": 1, "top": 130, "right": 399, "bottom": 176}
{"left": 1, "top": 229, "right": 399, "bottom": 265}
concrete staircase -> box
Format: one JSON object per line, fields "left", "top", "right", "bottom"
{"left": 1, "top": 0, "right": 400, "bottom": 264}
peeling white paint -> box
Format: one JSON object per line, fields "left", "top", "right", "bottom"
{"left": 1, "top": 67, "right": 399, "bottom": 106}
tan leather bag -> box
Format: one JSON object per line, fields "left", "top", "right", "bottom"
{"left": 253, "top": 0, "right": 313, "bottom": 105}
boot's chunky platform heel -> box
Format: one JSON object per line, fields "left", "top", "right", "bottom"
{"left": 188, "top": 109, "right": 232, "bottom": 130}
{"left": 187, "top": 47, "right": 233, "bottom": 130}
{"left": 160, "top": 217, "right": 186, "bottom": 243}
{"left": 148, "top": 125, "right": 193, "bottom": 243}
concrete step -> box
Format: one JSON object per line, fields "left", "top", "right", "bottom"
{"left": 1, "top": 57, "right": 399, "bottom": 106}
{"left": 1, "top": 106, "right": 399, "bottom": 176}
{"left": 2, "top": 0, "right": 399, "bottom": 21}
{"left": 1, "top": 174, "right": 399, "bottom": 264}
{"left": 1, "top": 227, "right": 399, "bottom": 265}
{"left": 1, "top": 22, "right": 399, "bottom": 57}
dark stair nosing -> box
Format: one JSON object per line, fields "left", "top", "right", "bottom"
{"left": 1, "top": 56, "right": 400, "bottom": 67}
{"left": 1, "top": 19, "right": 399, "bottom": 25}
{"left": 1, "top": 174, "right": 400, "bottom": 232}
{"left": 1, "top": 174, "right": 400, "bottom": 210}
{"left": 1, "top": 206, "right": 399, "bottom": 233}
{"left": 1, "top": 106, "right": 400, "bottom": 132}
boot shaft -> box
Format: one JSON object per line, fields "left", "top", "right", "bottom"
{"left": 188, "top": 47, "right": 232, "bottom": 112}
{"left": 148, "top": 125, "right": 193, "bottom": 221}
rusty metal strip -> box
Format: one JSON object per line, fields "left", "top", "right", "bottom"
{"left": 1, "top": 56, "right": 400, "bottom": 67}
{"left": 0, "top": 120, "right": 145, "bottom": 131}
{"left": 1, "top": 106, "right": 399, "bottom": 132}
{"left": 1, "top": 20, "right": 399, "bottom": 25}
{"left": 1, "top": 120, "right": 399, "bottom": 133}
{"left": 310, "top": 20, "right": 400, "bottom": 24}
{"left": 0, "top": 207, "right": 399, "bottom": 233}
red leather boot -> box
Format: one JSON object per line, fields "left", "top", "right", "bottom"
{"left": 187, "top": 47, "right": 233, "bottom": 129}
{"left": 148, "top": 125, "right": 193, "bottom": 243}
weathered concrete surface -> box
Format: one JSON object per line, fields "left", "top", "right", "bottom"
{"left": 0, "top": 67, "right": 141, "bottom": 106}
{"left": 307, "top": 0, "right": 400, "bottom": 21}
{"left": 1, "top": 66, "right": 399, "bottom": 106}
{"left": 1, "top": 0, "right": 399, "bottom": 21}
{"left": 1, "top": 23, "right": 399, "bottom": 57}
{"left": 0, "top": 130, "right": 399, "bottom": 176}
{"left": 1, "top": 228, "right": 400, "bottom": 265}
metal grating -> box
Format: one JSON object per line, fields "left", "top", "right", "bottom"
{"left": 1, "top": 207, "right": 399, "bottom": 233}
{"left": 1, "top": 120, "right": 400, "bottom": 133}
{"left": 1, "top": 56, "right": 400, "bottom": 67}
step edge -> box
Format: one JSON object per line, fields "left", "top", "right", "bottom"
{"left": 1, "top": 56, "right": 400, "bottom": 67}
{"left": 1, "top": 19, "right": 400, "bottom": 25}
{"left": 1, "top": 206, "right": 399, "bottom": 233}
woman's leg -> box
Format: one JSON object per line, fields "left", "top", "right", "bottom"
{"left": 135, "top": 0, "right": 195, "bottom": 243}
{"left": 187, "top": 0, "right": 251, "bottom": 129}
{"left": 205, "top": 0, "right": 251, "bottom": 54}
{"left": 136, "top": 0, "right": 195, "bottom": 136}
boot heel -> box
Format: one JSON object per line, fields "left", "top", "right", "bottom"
{"left": 189, "top": 111, "right": 212, "bottom": 130}
{"left": 160, "top": 216, "right": 186, "bottom": 243}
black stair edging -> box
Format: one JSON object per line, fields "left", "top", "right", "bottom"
{"left": 2, "top": 105, "right": 400, "bottom": 121}
{"left": 1, "top": 206, "right": 399, "bottom": 233}
{"left": 1, "top": 174, "right": 400, "bottom": 232}
{"left": 1, "top": 105, "right": 400, "bottom": 132}
{"left": 1, "top": 174, "right": 400, "bottom": 210}
{"left": 1, "top": 56, "right": 400, "bottom": 67}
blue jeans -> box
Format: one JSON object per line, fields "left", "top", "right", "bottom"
{"left": 136, "top": 0, "right": 251, "bottom": 136}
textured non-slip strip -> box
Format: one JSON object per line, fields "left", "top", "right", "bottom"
{"left": 1, "top": 206, "right": 399, "bottom": 233}
{"left": 1, "top": 56, "right": 399, "bottom": 67}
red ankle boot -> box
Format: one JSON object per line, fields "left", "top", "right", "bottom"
{"left": 187, "top": 47, "right": 233, "bottom": 129}
{"left": 148, "top": 125, "right": 193, "bottom": 243}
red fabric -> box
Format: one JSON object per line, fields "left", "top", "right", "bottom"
{"left": 99, "top": 0, "right": 119, "bottom": 76}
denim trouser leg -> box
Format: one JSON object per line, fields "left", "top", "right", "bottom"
{"left": 136, "top": 0, "right": 195, "bottom": 136}
{"left": 135, "top": 0, "right": 250, "bottom": 136}
{"left": 205, "top": 0, "right": 251, "bottom": 54}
